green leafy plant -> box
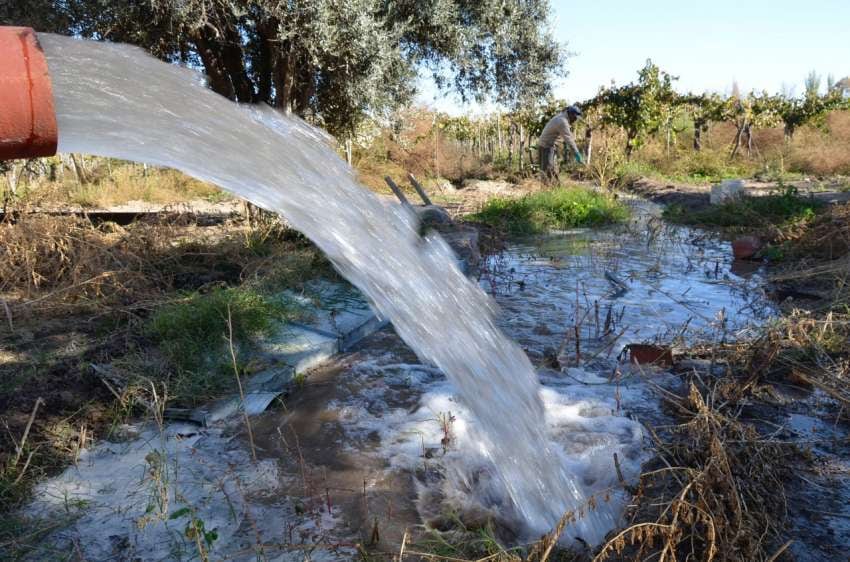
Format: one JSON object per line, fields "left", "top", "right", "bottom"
{"left": 170, "top": 507, "right": 218, "bottom": 561}
{"left": 470, "top": 186, "right": 629, "bottom": 235}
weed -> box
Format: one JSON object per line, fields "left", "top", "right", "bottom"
{"left": 148, "top": 287, "right": 298, "bottom": 405}
{"left": 663, "top": 187, "right": 821, "bottom": 231}
{"left": 414, "top": 513, "right": 521, "bottom": 561}
{"left": 470, "top": 187, "right": 629, "bottom": 235}
{"left": 292, "top": 372, "right": 307, "bottom": 388}
{"left": 170, "top": 507, "right": 219, "bottom": 562}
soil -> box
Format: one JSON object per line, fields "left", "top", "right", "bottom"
{"left": 625, "top": 176, "right": 850, "bottom": 213}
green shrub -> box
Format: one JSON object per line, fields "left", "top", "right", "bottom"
{"left": 663, "top": 187, "right": 821, "bottom": 228}
{"left": 470, "top": 187, "right": 629, "bottom": 235}
{"left": 148, "top": 287, "right": 297, "bottom": 403}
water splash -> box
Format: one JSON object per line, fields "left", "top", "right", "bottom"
{"left": 39, "top": 34, "right": 612, "bottom": 542}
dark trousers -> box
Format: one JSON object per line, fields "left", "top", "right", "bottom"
{"left": 538, "top": 145, "right": 557, "bottom": 184}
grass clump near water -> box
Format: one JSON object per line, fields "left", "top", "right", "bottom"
{"left": 663, "top": 187, "right": 821, "bottom": 229}
{"left": 470, "top": 186, "right": 629, "bottom": 235}
{"left": 148, "top": 287, "right": 299, "bottom": 404}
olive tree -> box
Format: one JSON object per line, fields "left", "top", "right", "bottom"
{"left": 3, "top": 0, "right": 566, "bottom": 136}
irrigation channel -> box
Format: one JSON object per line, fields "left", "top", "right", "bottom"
{"left": 18, "top": 35, "right": 850, "bottom": 562}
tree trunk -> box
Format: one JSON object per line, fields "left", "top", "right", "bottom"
{"left": 584, "top": 127, "right": 593, "bottom": 166}
{"left": 255, "top": 20, "right": 277, "bottom": 103}
{"left": 192, "top": 29, "right": 236, "bottom": 100}
{"left": 730, "top": 124, "right": 745, "bottom": 158}
{"left": 433, "top": 122, "right": 439, "bottom": 176}
{"left": 693, "top": 123, "right": 702, "bottom": 151}
{"left": 496, "top": 113, "right": 503, "bottom": 154}
{"left": 518, "top": 124, "right": 525, "bottom": 172}
{"left": 784, "top": 123, "right": 795, "bottom": 144}
{"left": 69, "top": 154, "right": 86, "bottom": 184}
{"left": 744, "top": 124, "right": 754, "bottom": 157}
{"left": 273, "top": 45, "right": 296, "bottom": 112}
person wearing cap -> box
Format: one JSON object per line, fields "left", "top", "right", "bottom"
{"left": 538, "top": 105, "right": 584, "bottom": 184}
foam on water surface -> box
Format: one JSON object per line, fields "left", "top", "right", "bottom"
{"left": 323, "top": 356, "right": 654, "bottom": 544}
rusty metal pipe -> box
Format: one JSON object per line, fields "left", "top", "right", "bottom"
{"left": 0, "top": 27, "right": 58, "bottom": 160}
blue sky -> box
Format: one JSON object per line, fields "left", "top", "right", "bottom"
{"left": 417, "top": 0, "right": 849, "bottom": 114}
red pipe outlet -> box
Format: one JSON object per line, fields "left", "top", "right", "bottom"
{"left": 0, "top": 27, "right": 58, "bottom": 160}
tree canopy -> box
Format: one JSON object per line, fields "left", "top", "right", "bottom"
{"left": 3, "top": 0, "right": 566, "bottom": 135}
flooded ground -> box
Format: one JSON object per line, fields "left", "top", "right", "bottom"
{"left": 18, "top": 200, "right": 849, "bottom": 561}
{"left": 483, "top": 198, "right": 774, "bottom": 362}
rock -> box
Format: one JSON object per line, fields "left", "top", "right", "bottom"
{"left": 461, "top": 179, "right": 515, "bottom": 195}
{"left": 415, "top": 204, "right": 452, "bottom": 226}
{"left": 710, "top": 179, "right": 745, "bottom": 205}
{"left": 732, "top": 235, "right": 762, "bottom": 260}
{"left": 440, "top": 227, "right": 481, "bottom": 265}
{"left": 541, "top": 346, "right": 561, "bottom": 370}
{"left": 432, "top": 179, "right": 456, "bottom": 193}
{"left": 532, "top": 322, "right": 552, "bottom": 335}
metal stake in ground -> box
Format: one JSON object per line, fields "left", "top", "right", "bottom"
{"left": 384, "top": 176, "right": 411, "bottom": 208}
{"left": 406, "top": 173, "right": 433, "bottom": 206}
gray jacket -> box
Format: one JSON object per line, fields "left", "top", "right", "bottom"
{"left": 538, "top": 111, "right": 580, "bottom": 155}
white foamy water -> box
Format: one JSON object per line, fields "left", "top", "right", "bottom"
{"left": 39, "top": 34, "right": 614, "bottom": 541}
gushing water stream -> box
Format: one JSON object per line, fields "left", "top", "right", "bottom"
{"left": 39, "top": 35, "right": 612, "bottom": 541}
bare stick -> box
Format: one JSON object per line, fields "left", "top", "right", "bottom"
{"left": 12, "top": 450, "right": 35, "bottom": 485}
{"left": 613, "top": 452, "right": 625, "bottom": 486}
{"left": 766, "top": 539, "right": 793, "bottom": 562}
{"left": 227, "top": 304, "right": 257, "bottom": 462}
{"left": 407, "top": 173, "right": 433, "bottom": 205}
{"left": 574, "top": 325, "right": 581, "bottom": 366}
{"left": 1, "top": 299, "right": 13, "bottom": 331}
{"left": 398, "top": 529, "right": 408, "bottom": 560}
{"left": 384, "top": 176, "right": 411, "bottom": 207}
{"left": 13, "top": 397, "right": 43, "bottom": 467}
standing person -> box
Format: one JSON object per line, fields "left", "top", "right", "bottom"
{"left": 538, "top": 105, "right": 584, "bottom": 184}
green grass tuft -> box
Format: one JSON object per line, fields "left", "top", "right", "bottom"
{"left": 469, "top": 186, "right": 629, "bottom": 235}
{"left": 663, "top": 187, "right": 821, "bottom": 229}
{"left": 148, "top": 287, "right": 298, "bottom": 404}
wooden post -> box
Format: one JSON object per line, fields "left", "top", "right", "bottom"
{"left": 384, "top": 176, "right": 412, "bottom": 208}
{"left": 407, "top": 173, "right": 433, "bottom": 206}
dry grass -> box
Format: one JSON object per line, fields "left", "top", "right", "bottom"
{"left": 785, "top": 112, "right": 850, "bottom": 177}
{"left": 609, "top": 109, "right": 850, "bottom": 185}
{"left": 595, "top": 378, "right": 791, "bottom": 562}
{"left": 14, "top": 158, "right": 228, "bottom": 208}
{"left": 0, "top": 213, "right": 331, "bottom": 314}
{"left": 0, "top": 212, "right": 333, "bottom": 511}
{"left": 353, "top": 110, "right": 493, "bottom": 193}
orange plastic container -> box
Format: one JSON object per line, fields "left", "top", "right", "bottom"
{"left": 0, "top": 27, "right": 58, "bottom": 160}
